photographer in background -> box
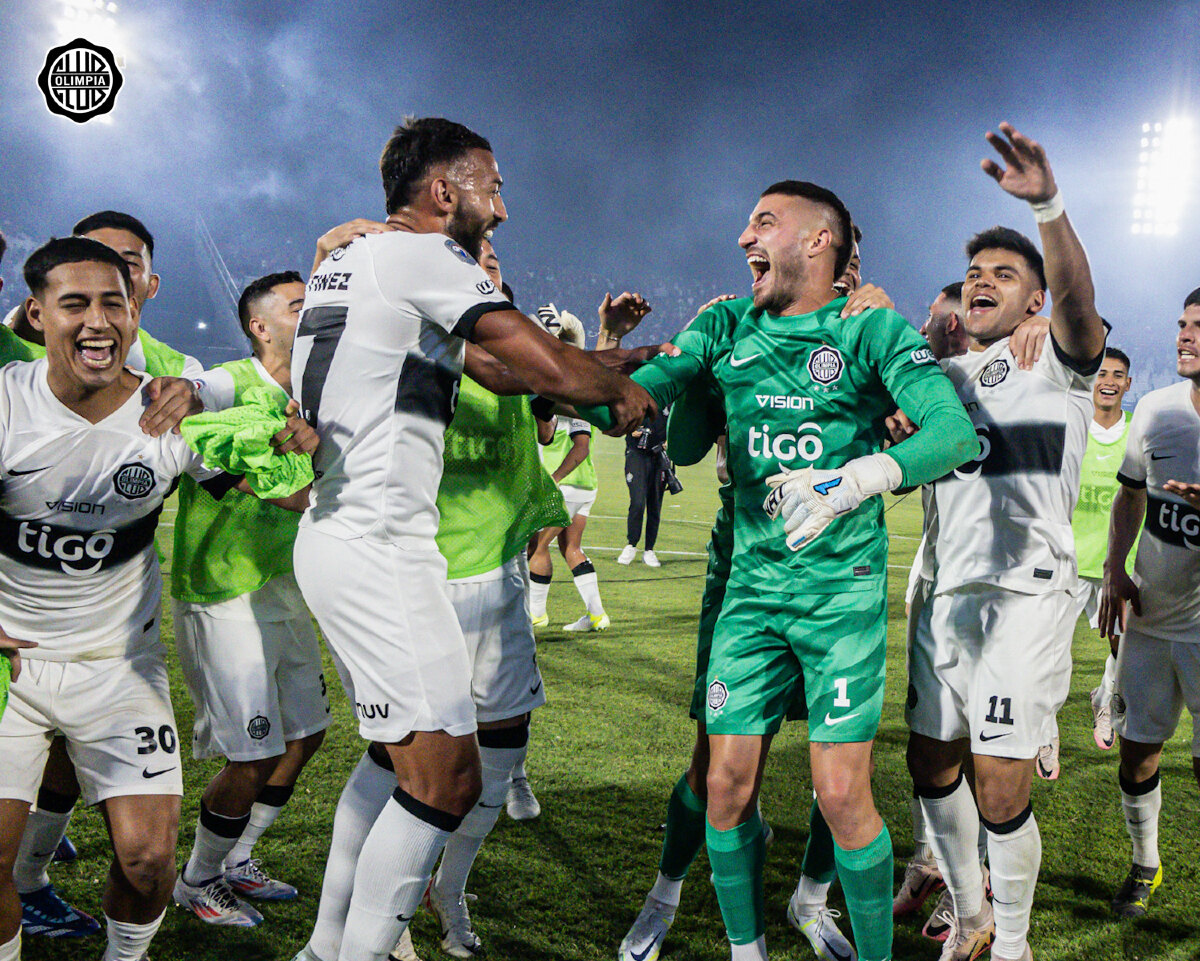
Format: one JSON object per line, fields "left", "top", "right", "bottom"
{"left": 618, "top": 407, "right": 673, "bottom": 568}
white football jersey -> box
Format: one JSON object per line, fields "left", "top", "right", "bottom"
{"left": 932, "top": 335, "right": 1099, "bottom": 594}
{"left": 1118, "top": 380, "right": 1200, "bottom": 642}
{"left": 0, "top": 361, "right": 230, "bottom": 660}
{"left": 291, "top": 231, "right": 511, "bottom": 548}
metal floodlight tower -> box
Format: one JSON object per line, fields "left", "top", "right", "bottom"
{"left": 1132, "top": 118, "right": 1196, "bottom": 237}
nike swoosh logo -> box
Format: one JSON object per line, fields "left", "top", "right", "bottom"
{"left": 978, "top": 731, "right": 1012, "bottom": 742}
{"left": 530, "top": 679, "right": 543, "bottom": 696}
{"left": 396, "top": 913, "right": 412, "bottom": 923}
{"left": 1096, "top": 454, "right": 1114, "bottom": 460}
{"left": 31, "top": 849, "right": 56, "bottom": 859}
{"left": 630, "top": 935, "right": 662, "bottom": 961}
{"left": 1150, "top": 453, "right": 1174, "bottom": 460}
{"left": 479, "top": 802, "right": 504, "bottom": 809}
{"left": 729, "top": 353, "right": 761, "bottom": 368}
{"left": 823, "top": 712, "right": 860, "bottom": 726}
{"left": 8, "top": 466, "right": 51, "bottom": 476}
{"left": 141, "top": 767, "right": 176, "bottom": 779}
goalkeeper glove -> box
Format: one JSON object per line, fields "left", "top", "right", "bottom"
{"left": 763, "top": 452, "right": 902, "bottom": 551}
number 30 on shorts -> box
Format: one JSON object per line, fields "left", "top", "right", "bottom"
{"left": 135, "top": 724, "right": 178, "bottom": 756}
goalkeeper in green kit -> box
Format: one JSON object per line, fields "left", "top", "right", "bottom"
{"left": 584, "top": 181, "right": 978, "bottom": 961}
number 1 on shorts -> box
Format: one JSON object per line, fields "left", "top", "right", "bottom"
{"left": 833, "top": 677, "right": 851, "bottom": 708}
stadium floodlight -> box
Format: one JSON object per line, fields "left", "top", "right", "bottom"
{"left": 53, "top": 0, "right": 125, "bottom": 58}
{"left": 1132, "top": 117, "right": 1196, "bottom": 236}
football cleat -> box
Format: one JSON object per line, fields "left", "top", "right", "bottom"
{"left": 617, "top": 545, "right": 637, "bottom": 565}
{"left": 642, "top": 549, "right": 661, "bottom": 568}
{"left": 225, "top": 858, "right": 298, "bottom": 901}
{"left": 389, "top": 925, "right": 425, "bottom": 961}
{"left": 894, "top": 856, "right": 944, "bottom": 916}
{"left": 20, "top": 884, "right": 100, "bottom": 938}
{"left": 786, "top": 895, "right": 857, "bottom": 961}
{"left": 564, "top": 612, "right": 610, "bottom": 632}
{"left": 922, "top": 889, "right": 954, "bottom": 942}
{"left": 53, "top": 835, "right": 78, "bottom": 863}
{"left": 1036, "top": 737, "right": 1060, "bottom": 780}
{"left": 618, "top": 894, "right": 676, "bottom": 961}
{"left": 174, "top": 866, "right": 264, "bottom": 927}
{"left": 1091, "top": 686, "right": 1115, "bottom": 750}
{"left": 506, "top": 776, "right": 541, "bottom": 821}
{"left": 426, "top": 883, "right": 481, "bottom": 958}
{"left": 1111, "top": 863, "right": 1162, "bottom": 918}
{"left": 936, "top": 900, "right": 994, "bottom": 961}
{"left": 530, "top": 614, "right": 550, "bottom": 628}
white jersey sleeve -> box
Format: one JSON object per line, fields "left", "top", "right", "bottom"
{"left": 194, "top": 366, "right": 237, "bottom": 412}
{"left": 1116, "top": 398, "right": 1149, "bottom": 488}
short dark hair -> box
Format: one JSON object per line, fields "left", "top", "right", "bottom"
{"left": 24, "top": 236, "right": 132, "bottom": 298}
{"left": 1184, "top": 287, "right": 1200, "bottom": 309}
{"left": 0, "top": 228, "right": 7, "bottom": 265}
{"left": 379, "top": 117, "right": 493, "bottom": 214}
{"left": 966, "top": 226, "right": 1046, "bottom": 290}
{"left": 851, "top": 223, "right": 863, "bottom": 245}
{"left": 1104, "top": 346, "right": 1131, "bottom": 371}
{"left": 941, "top": 281, "right": 964, "bottom": 301}
{"left": 72, "top": 210, "right": 155, "bottom": 258}
{"left": 237, "top": 270, "right": 304, "bottom": 340}
{"left": 760, "top": 180, "right": 855, "bottom": 279}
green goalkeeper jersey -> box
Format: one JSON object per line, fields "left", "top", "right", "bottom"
{"left": 170, "top": 358, "right": 300, "bottom": 604}
{"left": 618, "top": 296, "right": 976, "bottom": 595}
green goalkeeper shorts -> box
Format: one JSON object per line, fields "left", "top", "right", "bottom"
{"left": 703, "top": 584, "right": 886, "bottom": 741}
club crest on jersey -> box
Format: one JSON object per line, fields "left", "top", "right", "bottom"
{"left": 807, "top": 346, "right": 844, "bottom": 386}
{"left": 247, "top": 715, "right": 271, "bottom": 740}
{"left": 980, "top": 359, "right": 1010, "bottom": 387}
{"left": 444, "top": 239, "right": 476, "bottom": 265}
{"left": 112, "top": 463, "right": 155, "bottom": 500}
{"left": 707, "top": 679, "right": 728, "bottom": 712}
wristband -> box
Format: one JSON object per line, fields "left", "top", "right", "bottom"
{"left": 1030, "top": 191, "right": 1065, "bottom": 224}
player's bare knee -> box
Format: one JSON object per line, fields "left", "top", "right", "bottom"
{"left": 906, "top": 734, "right": 961, "bottom": 788}
{"left": 114, "top": 837, "right": 176, "bottom": 897}
{"left": 974, "top": 766, "right": 1030, "bottom": 824}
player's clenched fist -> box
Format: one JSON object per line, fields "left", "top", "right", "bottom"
{"left": 763, "top": 453, "right": 902, "bottom": 551}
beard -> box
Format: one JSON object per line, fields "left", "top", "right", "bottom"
{"left": 754, "top": 256, "right": 807, "bottom": 315}
{"left": 446, "top": 207, "right": 491, "bottom": 261}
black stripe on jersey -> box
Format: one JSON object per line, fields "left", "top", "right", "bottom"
{"left": 0, "top": 504, "right": 162, "bottom": 576}
{"left": 395, "top": 354, "right": 461, "bottom": 425}
{"left": 296, "top": 306, "right": 347, "bottom": 428}
{"left": 1050, "top": 330, "right": 1105, "bottom": 376}
{"left": 453, "top": 300, "right": 514, "bottom": 342}
{"left": 1116, "top": 470, "right": 1147, "bottom": 490}
{"left": 199, "top": 472, "right": 243, "bottom": 500}
{"left": 955, "top": 421, "right": 1066, "bottom": 477}
{"left": 1144, "top": 492, "right": 1200, "bottom": 551}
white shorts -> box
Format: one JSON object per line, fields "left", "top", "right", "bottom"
{"left": 447, "top": 554, "right": 546, "bottom": 723}
{"left": 0, "top": 648, "right": 182, "bottom": 805}
{"left": 560, "top": 485, "right": 596, "bottom": 519}
{"left": 293, "top": 527, "right": 476, "bottom": 743}
{"left": 173, "top": 580, "right": 331, "bottom": 762}
{"left": 906, "top": 585, "right": 1076, "bottom": 758}
{"left": 1072, "top": 576, "right": 1102, "bottom": 630}
{"left": 1114, "top": 628, "right": 1200, "bottom": 754}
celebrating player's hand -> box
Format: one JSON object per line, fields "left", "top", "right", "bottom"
{"left": 763, "top": 454, "right": 902, "bottom": 551}
{"left": 981, "top": 122, "right": 1059, "bottom": 204}
{"left": 1099, "top": 565, "right": 1141, "bottom": 649}
{"left": 1164, "top": 480, "right": 1200, "bottom": 510}
{"left": 598, "top": 292, "right": 652, "bottom": 341}
{"left": 605, "top": 381, "right": 659, "bottom": 437}
{"left": 692, "top": 293, "right": 737, "bottom": 319}
{"left": 140, "top": 376, "right": 203, "bottom": 436}
{"left": 1010, "top": 315, "right": 1051, "bottom": 370}
{"left": 884, "top": 409, "right": 917, "bottom": 445}
{"left": 0, "top": 626, "right": 37, "bottom": 682}
{"left": 840, "top": 283, "right": 894, "bottom": 318}
{"left": 272, "top": 401, "right": 319, "bottom": 456}
{"left": 313, "top": 219, "right": 394, "bottom": 273}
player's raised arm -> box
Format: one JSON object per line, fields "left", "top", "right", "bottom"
{"left": 982, "top": 122, "right": 1106, "bottom": 363}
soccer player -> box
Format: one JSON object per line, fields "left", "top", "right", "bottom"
{"left": 1098, "top": 288, "right": 1200, "bottom": 919}
{"left": 288, "top": 117, "right": 654, "bottom": 961}
{"left": 593, "top": 181, "right": 977, "bottom": 961}
{"left": 905, "top": 124, "right": 1107, "bottom": 961}
{"left": 0, "top": 237, "right": 253, "bottom": 961}
{"left": 527, "top": 306, "right": 611, "bottom": 632}
{"left": 169, "top": 271, "right": 331, "bottom": 927}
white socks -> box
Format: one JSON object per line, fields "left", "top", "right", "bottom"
{"left": 338, "top": 791, "right": 459, "bottom": 961}
{"left": 103, "top": 910, "right": 165, "bottom": 961}
{"left": 435, "top": 743, "right": 523, "bottom": 901}
{"left": 1120, "top": 769, "right": 1161, "bottom": 868}
{"left": 918, "top": 774, "right": 986, "bottom": 920}
{"left": 649, "top": 871, "right": 684, "bottom": 907}
{"left": 228, "top": 784, "right": 292, "bottom": 867}
{"left": 984, "top": 806, "right": 1041, "bottom": 961}
{"left": 729, "top": 934, "right": 768, "bottom": 960}
{"left": 909, "top": 793, "right": 932, "bottom": 863}
{"left": 13, "top": 806, "right": 73, "bottom": 894}
{"left": 570, "top": 561, "right": 604, "bottom": 617}
{"left": 309, "top": 749, "right": 396, "bottom": 961}
{"left": 0, "top": 929, "right": 19, "bottom": 961}
{"left": 528, "top": 575, "right": 551, "bottom": 619}
{"left": 184, "top": 803, "right": 249, "bottom": 885}
{"left": 792, "top": 874, "right": 831, "bottom": 912}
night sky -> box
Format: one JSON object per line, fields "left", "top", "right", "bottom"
{"left": 2, "top": 0, "right": 1198, "bottom": 396}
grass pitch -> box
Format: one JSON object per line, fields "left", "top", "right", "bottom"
{"left": 23, "top": 435, "right": 1200, "bottom": 961}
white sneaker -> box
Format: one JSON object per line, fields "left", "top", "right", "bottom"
{"left": 563, "top": 612, "right": 610, "bottom": 632}
{"left": 1036, "top": 736, "right": 1060, "bottom": 780}
{"left": 225, "top": 858, "right": 298, "bottom": 900}
{"left": 786, "top": 893, "right": 857, "bottom": 961}
{"left": 1091, "top": 686, "right": 1115, "bottom": 749}
{"left": 389, "top": 926, "right": 425, "bottom": 961}
{"left": 618, "top": 894, "right": 676, "bottom": 961}
{"left": 426, "top": 883, "right": 481, "bottom": 958}
{"left": 642, "top": 549, "right": 661, "bottom": 568}
{"left": 174, "top": 865, "right": 263, "bottom": 927}
{"left": 506, "top": 776, "right": 541, "bottom": 820}
{"left": 617, "top": 544, "right": 637, "bottom": 565}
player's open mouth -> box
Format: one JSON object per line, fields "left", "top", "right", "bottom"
{"left": 747, "top": 252, "right": 770, "bottom": 289}
{"left": 1180, "top": 348, "right": 1197, "bottom": 362}
{"left": 968, "top": 293, "right": 997, "bottom": 320}
{"left": 1098, "top": 386, "right": 1119, "bottom": 396}
{"left": 77, "top": 337, "right": 116, "bottom": 369}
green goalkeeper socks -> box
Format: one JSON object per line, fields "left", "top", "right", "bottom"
{"left": 834, "top": 823, "right": 894, "bottom": 961}
{"left": 707, "top": 811, "right": 766, "bottom": 945}
{"left": 658, "top": 774, "right": 706, "bottom": 880}
{"left": 802, "top": 797, "right": 837, "bottom": 884}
